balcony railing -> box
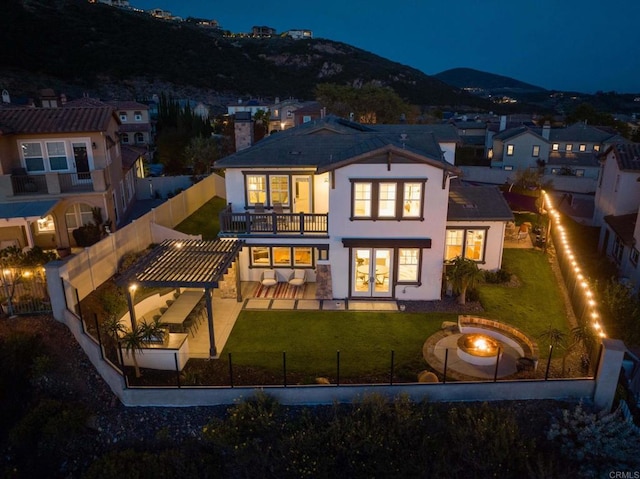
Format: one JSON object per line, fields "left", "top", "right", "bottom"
{"left": 219, "top": 204, "right": 328, "bottom": 236}
{"left": 9, "top": 172, "right": 95, "bottom": 196}
{"left": 11, "top": 174, "right": 48, "bottom": 195}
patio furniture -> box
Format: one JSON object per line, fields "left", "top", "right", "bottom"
{"left": 272, "top": 201, "right": 287, "bottom": 228}
{"left": 288, "top": 269, "right": 307, "bottom": 287}
{"left": 253, "top": 202, "right": 267, "bottom": 229}
{"left": 160, "top": 289, "right": 204, "bottom": 328}
{"left": 260, "top": 269, "right": 278, "bottom": 287}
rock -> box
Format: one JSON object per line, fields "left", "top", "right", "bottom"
{"left": 417, "top": 371, "right": 439, "bottom": 383}
{"left": 315, "top": 377, "right": 330, "bottom": 384}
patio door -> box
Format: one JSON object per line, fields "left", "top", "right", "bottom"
{"left": 72, "top": 143, "right": 91, "bottom": 184}
{"left": 292, "top": 175, "right": 311, "bottom": 213}
{"left": 352, "top": 248, "right": 393, "bottom": 298}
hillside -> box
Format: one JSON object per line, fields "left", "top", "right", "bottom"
{"left": 434, "top": 67, "right": 546, "bottom": 92}
{"left": 0, "top": 0, "right": 491, "bottom": 111}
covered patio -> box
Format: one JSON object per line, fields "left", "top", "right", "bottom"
{"left": 117, "top": 238, "right": 244, "bottom": 357}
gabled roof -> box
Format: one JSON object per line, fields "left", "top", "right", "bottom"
{"left": 215, "top": 116, "right": 457, "bottom": 173}
{"left": 0, "top": 106, "right": 116, "bottom": 134}
{"left": 105, "top": 100, "right": 149, "bottom": 110}
{"left": 447, "top": 185, "right": 514, "bottom": 221}
{"left": 63, "top": 97, "right": 109, "bottom": 108}
{"left": 492, "top": 125, "right": 546, "bottom": 142}
{"left": 549, "top": 123, "right": 616, "bottom": 143}
{"left": 604, "top": 213, "right": 636, "bottom": 246}
{"left": 602, "top": 143, "right": 640, "bottom": 172}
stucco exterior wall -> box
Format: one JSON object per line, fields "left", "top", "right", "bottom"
{"left": 446, "top": 220, "right": 506, "bottom": 270}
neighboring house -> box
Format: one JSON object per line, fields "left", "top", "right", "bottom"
{"left": 291, "top": 102, "right": 325, "bottom": 128}
{"left": 490, "top": 126, "right": 550, "bottom": 173}
{"left": 269, "top": 97, "right": 305, "bottom": 132}
{"left": 451, "top": 120, "right": 488, "bottom": 165}
{"left": 0, "top": 105, "right": 130, "bottom": 251}
{"left": 215, "top": 116, "right": 511, "bottom": 301}
{"left": 227, "top": 99, "right": 271, "bottom": 117}
{"left": 283, "top": 29, "right": 313, "bottom": 39}
{"left": 252, "top": 26, "right": 276, "bottom": 37}
{"left": 593, "top": 143, "right": 640, "bottom": 263}
{"left": 105, "top": 100, "right": 152, "bottom": 146}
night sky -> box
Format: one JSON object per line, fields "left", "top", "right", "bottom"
{"left": 133, "top": 0, "right": 640, "bottom": 94}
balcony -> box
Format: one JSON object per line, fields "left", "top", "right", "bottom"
{"left": 219, "top": 204, "right": 328, "bottom": 236}
{"left": 4, "top": 170, "right": 108, "bottom": 198}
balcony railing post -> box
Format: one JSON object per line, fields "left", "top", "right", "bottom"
{"left": 299, "top": 212, "right": 305, "bottom": 234}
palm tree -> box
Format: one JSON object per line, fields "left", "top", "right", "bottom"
{"left": 120, "top": 326, "right": 145, "bottom": 378}
{"left": 446, "top": 257, "right": 483, "bottom": 305}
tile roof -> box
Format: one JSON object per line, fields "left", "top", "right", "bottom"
{"left": 105, "top": 100, "right": 149, "bottom": 110}
{"left": 605, "top": 143, "right": 640, "bottom": 172}
{"left": 493, "top": 126, "right": 545, "bottom": 142}
{"left": 0, "top": 106, "right": 115, "bottom": 134}
{"left": 447, "top": 184, "right": 514, "bottom": 221}
{"left": 121, "top": 145, "right": 149, "bottom": 169}
{"left": 215, "top": 116, "right": 457, "bottom": 172}
{"left": 119, "top": 123, "right": 151, "bottom": 133}
{"left": 604, "top": 213, "right": 636, "bottom": 246}
{"left": 63, "top": 97, "right": 109, "bottom": 108}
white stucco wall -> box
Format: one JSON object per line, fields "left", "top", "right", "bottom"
{"left": 594, "top": 155, "right": 640, "bottom": 227}
{"left": 446, "top": 220, "right": 506, "bottom": 271}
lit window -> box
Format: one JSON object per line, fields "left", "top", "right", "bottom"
{"left": 579, "top": 144, "right": 586, "bottom": 152}
{"left": 593, "top": 145, "right": 600, "bottom": 152}
{"left": 134, "top": 111, "right": 142, "bottom": 121}
{"left": 250, "top": 247, "right": 270, "bottom": 266}
{"left": 270, "top": 176, "right": 289, "bottom": 206}
{"left": 246, "top": 175, "right": 267, "bottom": 205}
{"left": 273, "top": 247, "right": 291, "bottom": 266}
{"left": 37, "top": 215, "right": 55, "bottom": 233}
{"left": 294, "top": 247, "right": 312, "bottom": 267}
{"left": 506, "top": 144, "right": 514, "bottom": 156}
{"left": 398, "top": 248, "right": 419, "bottom": 282}
{"left": 464, "top": 230, "right": 485, "bottom": 261}
{"left": 532, "top": 145, "right": 540, "bottom": 157}
{"left": 46, "top": 141, "right": 68, "bottom": 170}
{"left": 552, "top": 143, "right": 559, "bottom": 151}
{"left": 353, "top": 182, "right": 372, "bottom": 217}
{"left": 446, "top": 228, "right": 486, "bottom": 262}
{"left": 21, "top": 142, "right": 45, "bottom": 172}
{"left": 566, "top": 144, "right": 573, "bottom": 152}
{"left": 403, "top": 183, "right": 421, "bottom": 218}
{"left": 119, "top": 112, "right": 127, "bottom": 122}
{"left": 445, "top": 230, "right": 464, "bottom": 261}
{"left": 378, "top": 183, "right": 397, "bottom": 217}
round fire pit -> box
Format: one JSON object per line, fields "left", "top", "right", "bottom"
{"left": 456, "top": 333, "right": 502, "bottom": 366}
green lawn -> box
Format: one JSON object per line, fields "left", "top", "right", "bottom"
{"left": 221, "top": 249, "right": 568, "bottom": 377}
{"left": 174, "top": 196, "right": 226, "bottom": 240}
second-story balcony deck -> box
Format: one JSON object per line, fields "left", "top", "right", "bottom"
{"left": 219, "top": 204, "right": 328, "bottom": 236}
{"left": 3, "top": 169, "right": 110, "bottom": 198}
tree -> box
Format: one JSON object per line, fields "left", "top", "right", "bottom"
{"left": 315, "top": 83, "right": 412, "bottom": 124}
{"left": 0, "top": 246, "right": 56, "bottom": 316}
{"left": 183, "top": 136, "right": 220, "bottom": 175}
{"left": 253, "top": 109, "right": 270, "bottom": 141}
{"left": 120, "top": 326, "right": 145, "bottom": 378}
{"left": 445, "top": 257, "right": 483, "bottom": 305}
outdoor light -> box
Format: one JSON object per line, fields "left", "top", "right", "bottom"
{"left": 129, "top": 284, "right": 137, "bottom": 292}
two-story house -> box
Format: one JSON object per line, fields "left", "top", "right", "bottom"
{"left": 0, "top": 105, "right": 127, "bottom": 251}
{"left": 593, "top": 143, "right": 640, "bottom": 278}
{"left": 215, "top": 116, "right": 511, "bottom": 301}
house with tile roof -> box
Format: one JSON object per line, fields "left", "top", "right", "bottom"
{"left": 0, "top": 105, "right": 131, "bottom": 252}
{"left": 593, "top": 143, "right": 640, "bottom": 284}
{"left": 215, "top": 116, "right": 512, "bottom": 301}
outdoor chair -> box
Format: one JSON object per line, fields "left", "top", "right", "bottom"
{"left": 288, "top": 269, "right": 307, "bottom": 287}
{"left": 260, "top": 269, "right": 278, "bottom": 287}
{"left": 253, "top": 202, "right": 267, "bottom": 230}
{"left": 272, "top": 201, "right": 288, "bottom": 229}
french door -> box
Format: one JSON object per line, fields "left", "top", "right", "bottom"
{"left": 351, "top": 248, "right": 393, "bottom": 298}
{"left": 292, "top": 175, "right": 311, "bottom": 213}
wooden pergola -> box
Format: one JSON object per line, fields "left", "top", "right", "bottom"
{"left": 117, "top": 238, "right": 244, "bottom": 356}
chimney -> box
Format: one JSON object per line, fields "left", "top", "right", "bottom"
{"left": 1, "top": 89, "right": 9, "bottom": 104}
{"left": 499, "top": 115, "right": 507, "bottom": 132}
{"left": 234, "top": 111, "right": 254, "bottom": 151}
{"left": 60, "top": 93, "right": 67, "bottom": 105}
{"left": 542, "top": 121, "right": 550, "bottom": 140}
{"left": 275, "top": 96, "right": 280, "bottom": 104}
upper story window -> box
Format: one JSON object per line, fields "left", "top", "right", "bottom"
{"left": 579, "top": 144, "right": 587, "bottom": 152}
{"left": 351, "top": 179, "right": 425, "bottom": 220}
{"left": 20, "top": 140, "right": 86, "bottom": 173}
{"left": 593, "top": 145, "right": 601, "bottom": 152}
{"left": 532, "top": 145, "right": 540, "bottom": 157}
{"left": 552, "top": 143, "right": 559, "bottom": 151}
{"left": 119, "top": 112, "right": 127, "bottom": 122}
{"left": 121, "top": 133, "right": 129, "bottom": 144}
{"left": 270, "top": 176, "right": 289, "bottom": 206}
{"left": 134, "top": 132, "right": 144, "bottom": 144}
{"left": 134, "top": 111, "right": 142, "bottom": 121}
{"left": 566, "top": 144, "right": 573, "bottom": 152}
{"left": 246, "top": 175, "right": 267, "bottom": 205}
{"left": 506, "top": 144, "right": 514, "bottom": 156}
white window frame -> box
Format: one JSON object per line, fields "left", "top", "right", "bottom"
{"left": 579, "top": 144, "right": 587, "bottom": 152}
{"left": 566, "top": 144, "right": 573, "bottom": 152}
{"left": 398, "top": 248, "right": 419, "bottom": 283}
{"left": 134, "top": 111, "right": 142, "bottom": 121}
{"left": 506, "top": 144, "right": 514, "bottom": 156}
{"left": 552, "top": 143, "right": 559, "bottom": 151}
{"left": 532, "top": 145, "right": 540, "bottom": 157}
{"left": 246, "top": 175, "right": 267, "bottom": 206}
{"left": 19, "top": 139, "right": 91, "bottom": 174}
{"left": 119, "top": 112, "right": 127, "bottom": 122}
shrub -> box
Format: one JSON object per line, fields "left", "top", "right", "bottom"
{"left": 484, "top": 268, "right": 511, "bottom": 284}
{"left": 547, "top": 403, "right": 640, "bottom": 476}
